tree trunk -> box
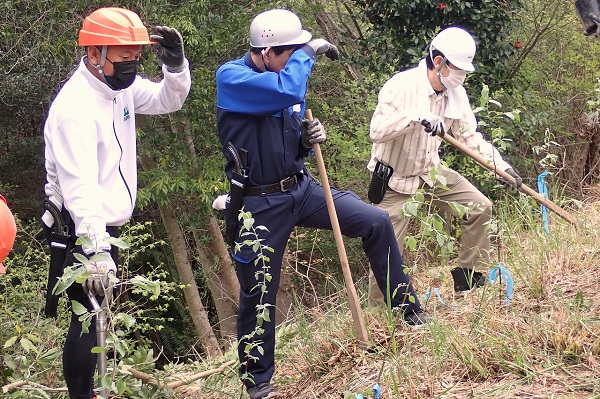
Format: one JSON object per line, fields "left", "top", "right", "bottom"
{"left": 138, "top": 154, "right": 222, "bottom": 356}
{"left": 276, "top": 252, "right": 295, "bottom": 325}
{"left": 159, "top": 205, "right": 223, "bottom": 357}
{"left": 192, "top": 216, "right": 239, "bottom": 344}
{"left": 304, "top": 0, "right": 364, "bottom": 84}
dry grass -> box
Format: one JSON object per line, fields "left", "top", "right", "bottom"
{"left": 174, "top": 189, "right": 600, "bottom": 399}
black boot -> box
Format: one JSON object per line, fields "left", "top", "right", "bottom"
{"left": 450, "top": 267, "right": 487, "bottom": 292}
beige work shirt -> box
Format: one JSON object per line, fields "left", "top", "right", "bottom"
{"left": 368, "top": 59, "right": 511, "bottom": 195}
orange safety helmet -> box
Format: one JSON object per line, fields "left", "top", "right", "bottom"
{"left": 0, "top": 196, "right": 16, "bottom": 274}
{"left": 78, "top": 7, "right": 154, "bottom": 46}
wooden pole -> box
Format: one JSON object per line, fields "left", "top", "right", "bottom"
{"left": 305, "top": 109, "right": 370, "bottom": 349}
{"left": 441, "top": 131, "right": 579, "bottom": 227}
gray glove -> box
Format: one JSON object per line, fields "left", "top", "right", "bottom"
{"left": 83, "top": 252, "right": 116, "bottom": 297}
{"left": 307, "top": 38, "right": 339, "bottom": 61}
{"left": 150, "top": 26, "right": 186, "bottom": 72}
{"left": 502, "top": 168, "right": 523, "bottom": 190}
{"left": 301, "top": 118, "right": 327, "bottom": 147}
{"left": 420, "top": 116, "right": 445, "bottom": 137}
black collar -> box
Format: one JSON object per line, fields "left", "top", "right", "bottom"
{"left": 244, "top": 52, "right": 263, "bottom": 73}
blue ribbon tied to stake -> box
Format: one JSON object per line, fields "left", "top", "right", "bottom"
{"left": 537, "top": 171, "right": 550, "bottom": 235}
{"left": 422, "top": 264, "right": 514, "bottom": 309}
{"left": 488, "top": 263, "right": 514, "bottom": 307}
{"left": 354, "top": 383, "right": 380, "bottom": 399}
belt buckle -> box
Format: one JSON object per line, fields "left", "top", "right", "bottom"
{"left": 280, "top": 175, "right": 296, "bottom": 192}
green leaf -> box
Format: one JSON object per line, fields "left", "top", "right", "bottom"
{"left": 25, "top": 333, "right": 41, "bottom": 343}
{"left": 4, "top": 335, "right": 18, "bottom": 348}
{"left": 243, "top": 217, "right": 255, "bottom": 230}
{"left": 53, "top": 265, "right": 86, "bottom": 295}
{"left": 81, "top": 319, "right": 91, "bottom": 335}
{"left": 20, "top": 337, "right": 37, "bottom": 353}
{"left": 415, "top": 191, "right": 425, "bottom": 203}
{"left": 404, "top": 202, "right": 419, "bottom": 217}
{"left": 91, "top": 346, "right": 107, "bottom": 354}
{"left": 405, "top": 236, "right": 417, "bottom": 251}
{"left": 449, "top": 201, "right": 467, "bottom": 219}
{"left": 76, "top": 235, "right": 93, "bottom": 248}
{"left": 71, "top": 300, "right": 88, "bottom": 316}
{"left": 73, "top": 252, "right": 89, "bottom": 264}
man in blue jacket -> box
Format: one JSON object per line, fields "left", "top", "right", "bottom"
{"left": 216, "top": 9, "right": 425, "bottom": 399}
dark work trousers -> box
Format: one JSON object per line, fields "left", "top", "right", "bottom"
{"left": 63, "top": 226, "right": 119, "bottom": 399}
{"left": 231, "top": 174, "right": 420, "bottom": 388}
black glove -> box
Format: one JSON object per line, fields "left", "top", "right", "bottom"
{"left": 301, "top": 118, "right": 327, "bottom": 147}
{"left": 502, "top": 168, "right": 523, "bottom": 190}
{"left": 420, "top": 116, "right": 445, "bottom": 137}
{"left": 307, "top": 39, "right": 339, "bottom": 61}
{"left": 150, "top": 26, "right": 186, "bottom": 72}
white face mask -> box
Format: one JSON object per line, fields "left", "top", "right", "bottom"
{"left": 436, "top": 59, "right": 467, "bottom": 90}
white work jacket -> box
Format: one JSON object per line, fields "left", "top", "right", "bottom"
{"left": 43, "top": 57, "right": 191, "bottom": 251}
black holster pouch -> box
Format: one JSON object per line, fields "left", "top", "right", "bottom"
{"left": 368, "top": 161, "right": 393, "bottom": 204}
{"left": 224, "top": 142, "right": 248, "bottom": 247}
{"left": 41, "top": 199, "right": 75, "bottom": 318}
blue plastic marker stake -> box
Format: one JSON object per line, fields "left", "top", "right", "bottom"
{"left": 537, "top": 172, "right": 550, "bottom": 235}
{"left": 488, "top": 263, "right": 514, "bottom": 307}
{"left": 355, "top": 394, "right": 364, "bottom": 399}
{"left": 423, "top": 287, "right": 461, "bottom": 311}
{"left": 373, "top": 383, "right": 381, "bottom": 399}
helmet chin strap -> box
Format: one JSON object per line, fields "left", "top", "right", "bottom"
{"left": 261, "top": 48, "right": 273, "bottom": 72}
{"left": 85, "top": 46, "right": 112, "bottom": 86}
{"left": 435, "top": 56, "right": 449, "bottom": 90}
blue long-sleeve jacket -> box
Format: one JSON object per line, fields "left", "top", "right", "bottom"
{"left": 216, "top": 45, "right": 317, "bottom": 186}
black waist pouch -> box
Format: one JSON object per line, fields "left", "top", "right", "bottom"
{"left": 368, "top": 161, "right": 393, "bottom": 204}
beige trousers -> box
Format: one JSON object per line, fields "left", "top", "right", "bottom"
{"left": 368, "top": 167, "right": 493, "bottom": 306}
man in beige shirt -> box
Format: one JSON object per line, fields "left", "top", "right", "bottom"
{"left": 367, "top": 27, "right": 522, "bottom": 304}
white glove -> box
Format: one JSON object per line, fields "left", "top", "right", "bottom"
{"left": 420, "top": 115, "right": 446, "bottom": 137}
{"left": 212, "top": 194, "right": 228, "bottom": 211}
{"left": 83, "top": 252, "right": 116, "bottom": 296}
{"left": 307, "top": 38, "right": 339, "bottom": 60}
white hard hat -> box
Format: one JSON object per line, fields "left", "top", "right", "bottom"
{"left": 249, "top": 9, "right": 312, "bottom": 47}
{"left": 430, "top": 27, "right": 476, "bottom": 72}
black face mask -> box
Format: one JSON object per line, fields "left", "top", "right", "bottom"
{"left": 104, "top": 59, "right": 138, "bottom": 90}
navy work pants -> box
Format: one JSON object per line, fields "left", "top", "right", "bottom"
{"left": 231, "top": 174, "right": 420, "bottom": 388}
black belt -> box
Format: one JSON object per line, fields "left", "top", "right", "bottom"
{"left": 244, "top": 175, "right": 299, "bottom": 196}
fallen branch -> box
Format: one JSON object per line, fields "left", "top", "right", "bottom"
{"left": 167, "top": 359, "right": 236, "bottom": 389}
{"left": 122, "top": 359, "right": 237, "bottom": 389}
{"left": 2, "top": 380, "right": 68, "bottom": 394}
{"left": 2, "top": 359, "right": 237, "bottom": 394}
{"left": 2, "top": 380, "right": 27, "bottom": 393}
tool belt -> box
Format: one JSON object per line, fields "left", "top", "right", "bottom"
{"left": 244, "top": 174, "right": 298, "bottom": 196}
{"left": 368, "top": 161, "right": 393, "bottom": 204}
{"left": 40, "top": 198, "right": 76, "bottom": 318}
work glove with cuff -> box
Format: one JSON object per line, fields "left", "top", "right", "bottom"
{"left": 420, "top": 115, "right": 446, "bottom": 137}
{"left": 499, "top": 168, "right": 523, "bottom": 190}
{"left": 151, "top": 26, "right": 186, "bottom": 73}
{"left": 81, "top": 252, "right": 116, "bottom": 297}
{"left": 307, "top": 38, "right": 339, "bottom": 61}
{"left": 301, "top": 118, "right": 327, "bottom": 147}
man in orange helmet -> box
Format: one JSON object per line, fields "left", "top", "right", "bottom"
{"left": 41, "top": 7, "right": 190, "bottom": 399}
{"left": 0, "top": 195, "right": 17, "bottom": 275}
